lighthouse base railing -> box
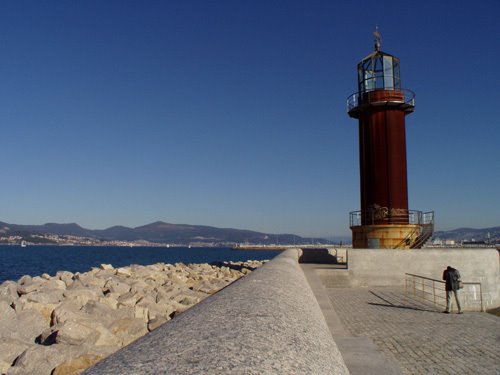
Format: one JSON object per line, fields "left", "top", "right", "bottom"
{"left": 349, "top": 210, "right": 434, "bottom": 249}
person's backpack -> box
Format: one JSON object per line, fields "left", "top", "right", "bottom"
{"left": 453, "top": 269, "right": 464, "bottom": 289}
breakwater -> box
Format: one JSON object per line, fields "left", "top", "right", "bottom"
{"left": 0, "top": 260, "right": 265, "bottom": 374}
{"left": 84, "top": 249, "right": 349, "bottom": 374}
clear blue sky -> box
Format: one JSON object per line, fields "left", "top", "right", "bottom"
{"left": 1, "top": 1, "right": 499, "bottom": 237}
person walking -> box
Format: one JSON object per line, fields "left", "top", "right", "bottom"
{"left": 442, "top": 266, "right": 463, "bottom": 314}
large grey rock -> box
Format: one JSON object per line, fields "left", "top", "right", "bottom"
{"left": 0, "top": 300, "right": 16, "bottom": 320}
{"left": 56, "top": 271, "right": 74, "bottom": 287}
{"left": 52, "top": 354, "right": 104, "bottom": 375}
{"left": 41, "top": 278, "right": 67, "bottom": 290}
{"left": 147, "top": 316, "right": 168, "bottom": 331}
{"left": 19, "top": 288, "right": 64, "bottom": 305}
{"left": 0, "top": 281, "right": 19, "bottom": 304}
{"left": 51, "top": 300, "right": 89, "bottom": 326}
{"left": 103, "top": 279, "right": 130, "bottom": 295}
{"left": 116, "top": 291, "right": 140, "bottom": 308}
{"left": 17, "top": 275, "right": 32, "bottom": 285}
{"left": 93, "top": 325, "right": 122, "bottom": 347}
{"left": 8, "top": 343, "right": 85, "bottom": 375}
{"left": 15, "top": 301, "right": 58, "bottom": 324}
{"left": 63, "top": 287, "right": 103, "bottom": 305}
{"left": 42, "top": 321, "right": 100, "bottom": 346}
{"left": 17, "top": 281, "right": 44, "bottom": 295}
{"left": 108, "top": 318, "right": 148, "bottom": 346}
{"left": 0, "top": 338, "right": 31, "bottom": 372}
{"left": 97, "top": 295, "right": 119, "bottom": 310}
{"left": 81, "top": 300, "right": 133, "bottom": 327}
{"left": 3, "top": 309, "right": 49, "bottom": 344}
{"left": 73, "top": 273, "right": 106, "bottom": 289}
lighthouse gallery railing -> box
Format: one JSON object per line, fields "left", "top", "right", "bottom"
{"left": 347, "top": 88, "right": 415, "bottom": 113}
{"left": 349, "top": 210, "right": 434, "bottom": 227}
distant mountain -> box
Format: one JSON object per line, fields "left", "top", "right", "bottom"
{"left": 433, "top": 226, "right": 500, "bottom": 242}
{"left": 0, "top": 220, "right": 322, "bottom": 245}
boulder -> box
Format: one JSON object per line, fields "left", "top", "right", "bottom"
{"left": 0, "top": 360, "right": 10, "bottom": 374}
{"left": 99, "top": 264, "right": 114, "bottom": 270}
{"left": 16, "top": 301, "right": 58, "bottom": 324}
{"left": 115, "top": 266, "right": 132, "bottom": 277}
{"left": 63, "top": 287, "right": 103, "bottom": 305}
{"left": 72, "top": 273, "right": 106, "bottom": 289}
{"left": 9, "top": 309, "right": 49, "bottom": 344}
{"left": 156, "top": 285, "right": 183, "bottom": 304}
{"left": 41, "top": 278, "right": 67, "bottom": 290}
{"left": 108, "top": 318, "right": 148, "bottom": 346}
{"left": 116, "top": 291, "right": 140, "bottom": 308}
{"left": 51, "top": 300, "right": 89, "bottom": 326}
{"left": 192, "top": 279, "right": 230, "bottom": 294}
{"left": 19, "top": 288, "right": 64, "bottom": 305}
{"left": 8, "top": 343, "right": 85, "bottom": 375}
{"left": 0, "top": 281, "right": 20, "bottom": 304}
{"left": 0, "top": 300, "right": 16, "bottom": 320}
{"left": 93, "top": 325, "right": 122, "bottom": 347}
{"left": 17, "top": 281, "right": 44, "bottom": 295}
{"left": 0, "top": 338, "right": 31, "bottom": 371}
{"left": 41, "top": 321, "right": 100, "bottom": 346}
{"left": 97, "top": 294, "right": 119, "bottom": 310}
{"left": 103, "top": 279, "right": 130, "bottom": 295}
{"left": 51, "top": 354, "right": 103, "bottom": 375}
{"left": 93, "top": 268, "right": 117, "bottom": 280}
{"left": 80, "top": 300, "right": 131, "bottom": 327}
{"left": 56, "top": 271, "right": 75, "bottom": 287}
{"left": 133, "top": 305, "right": 149, "bottom": 322}
{"left": 147, "top": 316, "right": 168, "bottom": 331}
{"left": 17, "top": 275, "right": 32, "bottom": 285}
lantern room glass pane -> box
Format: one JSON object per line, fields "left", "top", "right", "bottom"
{"left": 393, "top": 60, "right": 400, "bottom": 88}
{"left": 383, "top": 56, "right": 394, "bottom": 89}
{"left": 364, "top": 70, "right": 374, "bottom": 91}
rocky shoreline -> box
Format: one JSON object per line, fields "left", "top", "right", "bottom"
{"left": 0, "top": 260, "right": 266, "bottom": 375}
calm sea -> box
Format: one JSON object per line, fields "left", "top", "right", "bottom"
{"left": 0, "top": 245, "right": 279, "bottom": 284}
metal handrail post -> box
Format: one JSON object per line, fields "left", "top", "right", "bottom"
{"left": 480, "top": 284, "right": 484, "bottom": 312}
{"left": 433, "top": 280, "right": 436, "bottom": 305}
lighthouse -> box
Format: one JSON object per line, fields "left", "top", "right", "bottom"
{"left": 347, "top": 31, "right": 433, "bottom": 249}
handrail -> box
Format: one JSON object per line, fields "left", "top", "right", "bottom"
{"left": 347, "top": 88, "right": 415, "bottom": 112}
{"left": 404, "top": 273, "right": 483, "bottom": 312}
{"left": 349, "top": 209, "right": 434, "bottom": 227}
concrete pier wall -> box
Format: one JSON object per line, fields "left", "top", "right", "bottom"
{"left": 84, "top": 249, "right": 350, "bottom": 374}
{"left": 344, "top": 248, "right": 500, "bottom": 309}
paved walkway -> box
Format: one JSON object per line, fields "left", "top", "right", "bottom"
{"left": 302, "top": 265, "right": 500, "bottom": 375}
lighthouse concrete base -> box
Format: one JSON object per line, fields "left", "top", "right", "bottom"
{"left": 351, "top": 224, "right": 420, "bottom": 249}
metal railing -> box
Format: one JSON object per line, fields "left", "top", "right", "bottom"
{"left": 347, "top": 88, "right": 415, "bottom": 112}
{"left": 405, "top": 273, "right": 484, "bottom": 312}
{"left": 349, "top": 209, "right": 433, "bottom": 227}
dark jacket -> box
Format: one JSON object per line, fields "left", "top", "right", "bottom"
{"left": 443, "top": 267, "right": 461, "bottom": 291}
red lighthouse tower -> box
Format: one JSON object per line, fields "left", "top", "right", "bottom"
{"left": 347, "top": 31, "right": 433, "bottom": 249}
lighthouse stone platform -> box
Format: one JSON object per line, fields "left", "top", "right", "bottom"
{"left": 85, "top": 248, "right": 500, "bottom": 375}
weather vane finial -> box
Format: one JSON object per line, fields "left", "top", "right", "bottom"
{"left": 373, "top": 26, "right": 382, "bottom": 51}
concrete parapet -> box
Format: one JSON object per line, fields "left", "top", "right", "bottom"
{"left": 332, "top": 248, "right": 500, "bottom": 309}
{"left": 84, "top": 250, "right": 350, "bottom": 374}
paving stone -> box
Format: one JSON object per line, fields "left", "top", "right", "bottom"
{"left": 325, "top": 286, "right": 500, "bottom": 375}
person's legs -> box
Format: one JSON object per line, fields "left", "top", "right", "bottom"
{"left": 454, "top": 290, "right": 462, "bottom": 313}
{"left": 446, "top": 290, "right": 453, "bottom": 312}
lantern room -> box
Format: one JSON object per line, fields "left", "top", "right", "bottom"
{"left": 358, "top": 50, "right": 400, "bottom": 94}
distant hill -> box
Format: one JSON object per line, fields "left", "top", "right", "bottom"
{"left": 0, "top": 220, "right": 322, "bottom": 245}
{"left": 433, "top": 226, "right": 500, "bottom": 243}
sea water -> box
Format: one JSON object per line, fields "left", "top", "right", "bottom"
{"left": 0, "top": 245, "right": 279, "bottom": 284}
